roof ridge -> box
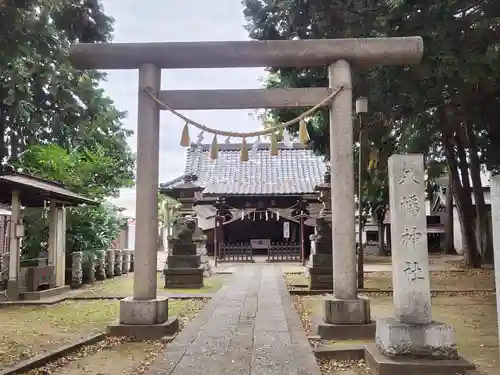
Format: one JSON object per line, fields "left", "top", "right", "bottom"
{"left": 160, "top": 143, "right": 327, "bottom": 196}
{"left": 189, "top": 142, "right": 311, "bottom": 152}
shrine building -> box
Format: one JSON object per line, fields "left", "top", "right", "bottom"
{"left": 160, "top": 142, "right": 326, "bottom": 263}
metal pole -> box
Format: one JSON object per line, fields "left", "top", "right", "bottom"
{"left": 356, "top": 97, "right": 368, "bottom": 289}
{"left": 300, "top": 214, "right": 305, "bottom": 266}
{"left": 214, "top": 216, "right": 219, "bottom": 268}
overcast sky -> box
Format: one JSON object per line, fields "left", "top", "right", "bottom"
{"left": 102, "top": 0, "right": 266, "bottom": 217}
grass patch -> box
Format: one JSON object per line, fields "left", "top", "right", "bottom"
{"left": 364, "top": 269, "right": 495, "bottom": 290}
{"left": 284, "top": 273, "right": 309, "bottom": 287}
{"left": 284, "top": 269, "right": 495, "bottom": 291}
{"left": 0, "top": 300, "right": 119, "bottom": 368}
{"left": 317, "top": 358, "right": 370, "bottom": 374}
{"left": 295, "top": 294, "right": 499, "bottom": 374}
{"left": 24, "top": 299, "right": 208, "bottom": 375}
{"left": 79, "top": 273, "right": 224, "bottom": 297}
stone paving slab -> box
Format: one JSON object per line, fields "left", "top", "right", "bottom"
{"left": 146, "top": 264, "right": 321, "bottom": 375}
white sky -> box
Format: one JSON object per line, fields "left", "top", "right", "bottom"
{"left": 102, "top": 0, "right": 267, "bottom": 217}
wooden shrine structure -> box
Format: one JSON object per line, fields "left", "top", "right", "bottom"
{"left": 160, "top": 143, "right": 323, "bottom": 263}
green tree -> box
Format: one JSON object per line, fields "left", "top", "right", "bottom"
{"left": 0, "top": 0, "right": 135, "bottom": 260}
{"left": 0, "top": 0, "right": 116, "bottom": 164}
{"left": 16, "top": 144, "right": 130, "bottom": 259}
{"left": 243, "top": 0, "right": 500, "bottom": 267}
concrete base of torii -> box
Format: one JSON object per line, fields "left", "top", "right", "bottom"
{"left": 107, "top": 297, "right": 179, "bottom": 340}
{"left": 316, "top": 296, "right": 376, "bottom": 341}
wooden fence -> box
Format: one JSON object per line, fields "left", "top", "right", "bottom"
{"left": 267, "top": 242, "right": 301, "bottom": 262}
{"left": 218, "top": 242, "right": 254, "bottom": 262}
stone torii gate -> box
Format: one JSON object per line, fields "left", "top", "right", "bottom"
{"left": 69, "top": 38, "right": 423, "bottom": 337}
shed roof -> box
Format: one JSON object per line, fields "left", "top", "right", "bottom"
{"left": 0, "top": 169, "right": 97, "bottom": 207}
{"left": 160, "top": 143, "right": 327, "bottom": 196}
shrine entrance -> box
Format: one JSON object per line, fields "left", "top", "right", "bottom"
{"left": 69, "top": 37, "right": 423, "bottom": 333}
{"left": 213, "top": 197, "right": 312, "bottom": 264}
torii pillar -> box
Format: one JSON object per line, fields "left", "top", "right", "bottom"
{"left": 69, "top": 37, "right": 423, "bottom": 339}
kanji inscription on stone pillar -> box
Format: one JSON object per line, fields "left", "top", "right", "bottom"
{"left": 388, "top": 154, "right": 431, "bottom": 324}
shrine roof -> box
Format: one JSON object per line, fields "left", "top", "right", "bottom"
{"left": 160, "top": 143, "right": 327, "bottom": 196}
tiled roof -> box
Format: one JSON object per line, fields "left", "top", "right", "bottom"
{"left": 161, "top": 143, "right": 327, "bottom": 196}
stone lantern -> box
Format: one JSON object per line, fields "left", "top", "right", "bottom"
{"left": 307, "top": 168, "right": 333, "bottom": 290}
{"left": 317, "top": 167, "right": 332, "bottom": 218}
{"left": 164, "top": 175, "right": 211, "bottom": 280}
{"left": 170, "top": 174, "right": 204, "bottom": 219}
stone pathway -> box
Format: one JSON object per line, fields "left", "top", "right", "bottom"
{"left": 146, "top": 264, "right": 320, "bottom": 375}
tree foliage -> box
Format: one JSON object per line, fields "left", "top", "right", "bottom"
{"left": 243, "top": 0, "right": 500, "bottom": 266}
{"left": 16, "top": 144, "right": 129, "bottom": 258}
{"left": 0, "top": 0, "right": 135, "bottom": 259}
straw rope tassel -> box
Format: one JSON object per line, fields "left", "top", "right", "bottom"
{"left": 210, "top": 135, "right": 219, "bottom": 160}
{"left": 270, "top": 133, "right": 278, "bottom": 156}
{"left": 368, "top": 148, "right": 379, "bottom": 170}
{"left": 180, "top": 122, "right": 190, "bottom": 147}
{"left": 240, "top": 138, "right": 249, "bottom": 162}
{"left": 299, "top": 119, "right": 310, "bottom": 143}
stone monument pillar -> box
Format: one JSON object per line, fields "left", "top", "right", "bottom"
{"left": 491, "top": 174, "right": 500, "bottom": 349}
{"left": 164, "top": 216, "right": 204, "bottom": 288}
{"left": 307, "top": 169, "right": 334, "bottom": 290}
{"left": 71, "top": 251, "right": 83, "bottom": 288}
{"left": 105, "top": 249, "right": 115, "bottom": 278}
{"left": 95, "top": 250, "right": 106, "bottom": 281}
{"left": 114, "top": 249, "right": 122, "bottom": 276}
{"left": 365, "top": 154, "right": 474, "bottom": 374}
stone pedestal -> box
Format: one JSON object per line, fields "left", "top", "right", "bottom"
{"left": 194, "top": 229, "right": 212, "bottom": 277}
{"left": 375, "top": 318, "right": 457, "bottom": 359}
{"left": 107, "top": 296, "right": 179, "bottom": 340}
{"left": 324, "top": 296, "right": 371, "bottom": 325}
{"left": 308, "top": 236, "right": 333, "bottom": 290}
{"left": 367, "top": 154, "right": 473, "bottom": 375}
{"left": 164, "top": 217, "right": 204, "bottom": 289}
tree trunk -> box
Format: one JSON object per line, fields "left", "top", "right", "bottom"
{"left": 442, "top": 132, "right": 481, "bottom": 267}
{"left": 426, "top": 181, "right": 435, "bottom": 207}
{"left": 0, "top": 107, "right": 5, "bottom": 164}
{"left": 444, "top": 173, "right": 455, "bottom": 254}
{"left": 385, "top": 224, "right": 391, "bottom": 253}
{"left": 439, "top": 106, "right": 481, "bottom": 267}
{"left": 9, "top": 128, "right": 19, "bottom": 162}
{"left": 377, "top": 222, "right": 385, "bottom": 256}
{"left": 374, "top": 205, "right": 387, "bottom": 256}
{"left": 465, "top": 120, "right": 494, "bottom": 264}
